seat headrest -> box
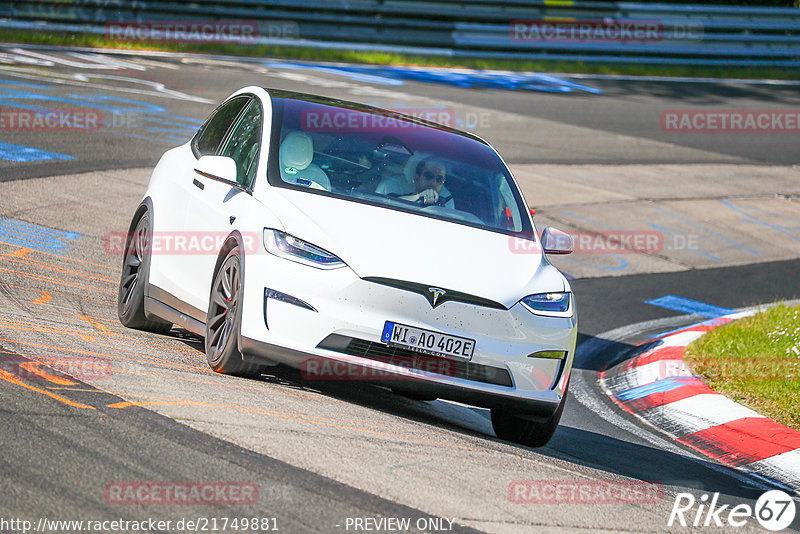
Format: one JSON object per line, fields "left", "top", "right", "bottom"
{"left": 280, "top": 131, "right": 314, "bottom": 171}
{"left": 404, "top": 152, "right": 431, "bottom": 183}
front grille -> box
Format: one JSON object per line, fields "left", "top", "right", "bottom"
{"left": 317, "top": 334, "right": 513, "bottom": 387}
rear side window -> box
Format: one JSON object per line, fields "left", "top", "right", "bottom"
{"left": 193, "top": 97, "right": 249, "bottom": 157}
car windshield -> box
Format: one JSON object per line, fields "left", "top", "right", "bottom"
{"left": 267, "top": 94, "right": 533, "bottom": 238}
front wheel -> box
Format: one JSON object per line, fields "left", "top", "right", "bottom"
{"left": 490, "top": 387, "right": 568, "bottom": 448}
{"left": 205, "top": 245, "right": 266, "bottom": 378}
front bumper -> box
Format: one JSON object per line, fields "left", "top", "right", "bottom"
{"left": 239, "top": 251, "right": 577, "bottom": 417}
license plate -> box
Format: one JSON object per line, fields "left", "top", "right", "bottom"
{"left": 381, "top": 321, "right": 475, "bottom": 360}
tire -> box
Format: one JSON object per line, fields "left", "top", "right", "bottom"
{"left": 205, "top": 245, "right": 266, "bottom": 377}
{"left": 117, "top": 212, "right": 172, "bottom": 334}
{"left": 490, "top": 386, "right": 568, "bottom": 448}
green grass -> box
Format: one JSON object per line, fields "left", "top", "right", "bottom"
{"left": 3, "top": 29, "right": 800, "bottom": 81}
{"left": 684, "top": 304, "right": 800, "bottom": 430}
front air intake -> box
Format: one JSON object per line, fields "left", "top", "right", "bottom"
{"left": 317, "top": 334, "right": 513, "bottom": 387}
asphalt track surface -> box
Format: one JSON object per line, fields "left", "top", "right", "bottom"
{"left": 1, "top": 46, "right": 799, "bottom": 533}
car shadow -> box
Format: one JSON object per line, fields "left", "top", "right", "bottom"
{"left": 169, "top": 328, "right": 772, "bottom": 504}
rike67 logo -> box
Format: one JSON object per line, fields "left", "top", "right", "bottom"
{"left": 668, "top": 490, "right": 796, "bottom": 531}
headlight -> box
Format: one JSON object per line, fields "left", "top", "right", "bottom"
{"left": 263, "top": 229, "right": 345, "bottom": 269}
{"left": 520, "top": 292, "right": 572, "bottom": 317}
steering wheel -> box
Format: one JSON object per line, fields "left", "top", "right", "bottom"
{"left": 416, "top": 194, "right": 453, "bottom": 207}
{"left": 434, "top": 194, "right": 453, "bottom": 207}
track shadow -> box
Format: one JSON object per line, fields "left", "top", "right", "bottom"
{"left": 571, "top": 331, "right": 659, "bottom": 372}
{"left": 542, "top": 424, "right": 769, "bottom": 502}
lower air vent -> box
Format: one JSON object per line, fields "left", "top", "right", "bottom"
{"left": 317, "top": 334, "right": 513, "bottom": 387}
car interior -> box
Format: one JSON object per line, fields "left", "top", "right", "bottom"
{"left": 272, "top": 99, "right": 527, "bottom": 234}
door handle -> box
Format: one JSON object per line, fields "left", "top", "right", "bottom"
{"left": 192, "top": 178, "right": 205, "bottom": 190}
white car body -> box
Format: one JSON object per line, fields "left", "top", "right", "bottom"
{"left": 120, "top": 86, "right": 578, "bottom": 446}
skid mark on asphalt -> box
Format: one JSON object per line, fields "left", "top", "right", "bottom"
{"left": 32, "top": 383, "right": 442, "bottom": 440}
{"left": 73, "top": 315, "right": 215, "bottom": 359}
{"left": 1, "top": 313, "right": 325, "bottom": 403}
{"left": 75, "top": 314, "right": 114, "bottom": 334}
{"left": 3, "top": 323, "right": 477, "bottom": 450}
{"left": 0, "top": 282, "right": 115, "bottom": 306}
{"left": 1, "top": 253, "right": 117, "bottom": 284}
{"left": 18, "top": 361, "right": 76, "bottom": 385}
{"left": 98, "top": 391, "right": 405, "bottom": 429}
{"left": 32, "top": 290, "right": 52, "bottom": 304}
{"left": 0, "top": 368, "right": 94, "bottom": 409}
{"left": 103, "top": 394, "right": 479, "bottom": 451}
{"left": 0, "top": 315, "right": 117, "bottom": 338}
{"left": 0, "top": 242, "right": 117, "bottom": 270}
{"left": 47, "top": 366, "right": 323, "bottom": 401}
{"left": 0, "top": 266, "right": 114, "bottom": 295}
{"left": 0, "top": 335, "right": 206, "bottom": 373}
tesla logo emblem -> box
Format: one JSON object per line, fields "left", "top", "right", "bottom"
{"left": 428, "top": 287, "right": 446, "bottom": 307}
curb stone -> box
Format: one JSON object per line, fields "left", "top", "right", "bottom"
{"left": 599, "top": 310, "right": 800, "bottom": 495}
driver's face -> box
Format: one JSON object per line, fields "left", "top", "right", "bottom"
{"left": 415, "top": 163, "right": 446, "bottom": 194}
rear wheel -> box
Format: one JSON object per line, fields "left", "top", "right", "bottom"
{"left": 490, "top": 387, "right": 568, "bottom": 448}
{"left": 205, "top": 245, "right": 266, "bottom": 377}
{"left": 117, "top": 212, "right": 172, "bottom": 334}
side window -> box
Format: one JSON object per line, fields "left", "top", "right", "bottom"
{"left": 219, "top": 99, "right": 262, "bottom": 188}
{"left": 193, "top": 97, "right": 249, "bottom": 157}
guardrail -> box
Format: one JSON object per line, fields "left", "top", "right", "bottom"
{"left": 1, "top": 1, "right": 799, "bottom": 67}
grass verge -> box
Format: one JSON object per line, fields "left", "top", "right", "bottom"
{"left": 2, "top": 29, "right": 800, "bottom": 81}
{"left": 684, "top": 304, "right": 800, "bottom": 431}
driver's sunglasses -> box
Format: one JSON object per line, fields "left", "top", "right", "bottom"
{"left": 421, "top": 170, "right": 445, "bottom": 184}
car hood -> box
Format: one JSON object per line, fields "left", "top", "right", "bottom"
{"left": 268, "top": 190, "right": 566, "bottom": 307}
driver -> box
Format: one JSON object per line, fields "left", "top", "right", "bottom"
{"left": 397, "top": 157, "right": 454, "bottom": 208}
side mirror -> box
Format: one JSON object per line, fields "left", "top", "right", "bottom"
{"left": 541, "top": 227, "right": 573, "bottom": 255}
{"left": 195, "top": 155, "right": 238, "bottom": 185}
